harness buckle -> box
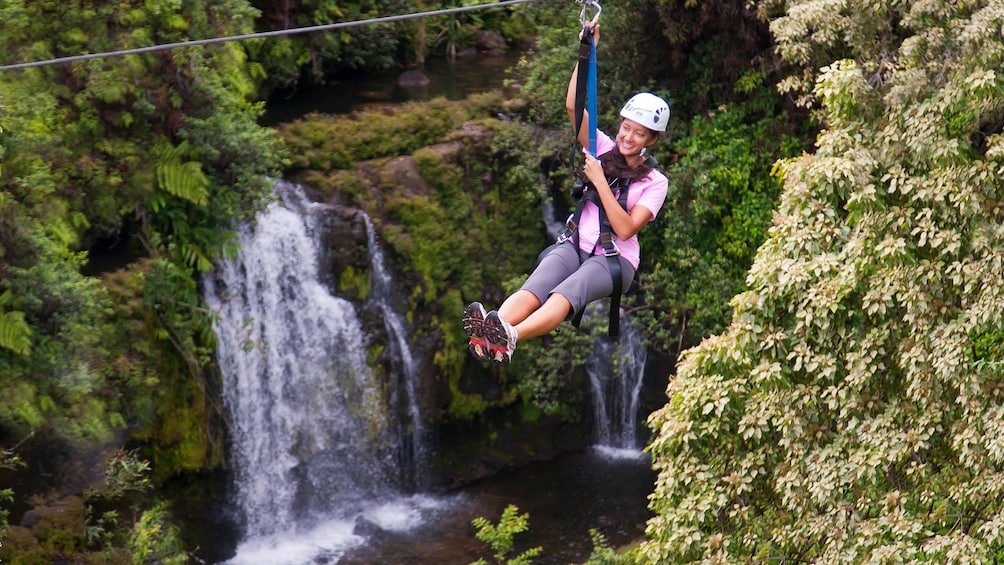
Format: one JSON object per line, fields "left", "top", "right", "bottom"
{"left": 557, "top": 215, "right": 576, "bottom": 244}
{"left": 599, "top": 232, "right": 619, "bottom": 257}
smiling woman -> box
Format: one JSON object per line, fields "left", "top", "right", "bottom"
{"left": 463, "top": 22, "right": 671, "bottom": 364}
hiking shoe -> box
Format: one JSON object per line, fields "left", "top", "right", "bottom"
{"left": 484, "top": 310, "right": 518, "bottom": 365}
{"left": 463, "top": 302, "right": 490, "bottom": 361}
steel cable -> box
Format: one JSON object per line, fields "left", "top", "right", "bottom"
{"left": 0, "top": 0, "right": 543, "bottom": 72}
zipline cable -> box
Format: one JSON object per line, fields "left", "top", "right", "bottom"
{"left": 0, "top": 0, "right": 542, "bottom": 72}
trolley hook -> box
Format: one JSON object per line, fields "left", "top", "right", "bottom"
{"left": 577, "top": 0, "right": 601, "bottom": 27}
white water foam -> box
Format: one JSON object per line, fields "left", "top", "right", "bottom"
{"left": 591, "top": 445, "right": 649, "bottom": 461}
{"left": 223, "top": 495, "right": 452, "bottom": 565}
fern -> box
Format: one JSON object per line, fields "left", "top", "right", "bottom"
{"left": 155, "top": 141, "right": 209, "bottom": 207}
{"left": 0, "top": 310, "right": 32, "bottom": 356}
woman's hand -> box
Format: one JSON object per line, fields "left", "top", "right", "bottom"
{"left": 579, "top": 23, "right": 600, "bottom": 46}
{"left": 582, "top": 153, "right": 605, "bottom": 187}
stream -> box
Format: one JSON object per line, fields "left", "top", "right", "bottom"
{"left": 262, "top": 52, "right": 523, "bottom": 124}
{"left": 337, "top": 448, "right": 656, "bottom": 565}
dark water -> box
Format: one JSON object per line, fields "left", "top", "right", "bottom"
{"left": 338, "top": 448, "right": 656, "bottom": 565}
{"left": 196, "top": 448, "right": 655, "bottom": 564}
{"left": 262, "top": 52, "right": 523, "bottom": 125}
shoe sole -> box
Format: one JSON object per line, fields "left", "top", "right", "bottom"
{"left": 484, "top": 310, "right": 513, "bottom": 365}
{"left": 462, "top": 302, "right": 490, "bottom": 361}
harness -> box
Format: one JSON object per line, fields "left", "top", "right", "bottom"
{"left": 556, "top": 155, "right": 656, "bottom": 337}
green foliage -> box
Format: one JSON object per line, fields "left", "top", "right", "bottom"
{"left": 84, "top": 509, "right": 119, "bottom": 551}
{"left": 247, "top": 0, "right": 410, "bottom": 89}
{"left": 279, "top": 98, "right": 469, "bottom": 171}
{"left": 644, "top": 0, "right": 1004, "bottom": 562}
{"left": 154, "top": 141, "right": 210, "bottom": 208}
{"left": 88, "top": 449, "right": 153, "bottom": 501}
{"left": 0, "top": 0, "right": 278, "bottom": 486}
{"left": 582, "top": 528, "right": 640, "bottom": 565}
{"left": 470, "top": 504, "right": 543, "bottom": 565}
{"left": 634, "top": 102, "right": 803, "bottom": 356}
{"left": 507, "top": 8, "right": 594, "bottom": 129}
{"left": 128, "top": 502, "right": 186, "bottom": 565}
{"left": 0, "top": 216, "right": 125, "bottom": 440}
{"left": 0, "top": 487, "right": 12, "bottom": 538}
{"left": 433, "top": 0, "right": 473, "bottom": 62}
{"left": 247, "top": 0, "right": 539, "bottom": 88}
{"left": 0, "top": 296, "right": 32, "bottom": 356}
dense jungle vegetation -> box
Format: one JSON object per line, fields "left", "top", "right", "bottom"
{"left": 1, "top": 0, "right": 1002, "bottom": 563}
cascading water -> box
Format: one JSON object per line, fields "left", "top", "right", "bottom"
{"left": 204, "top": 180, "right": 440, "bottom": 564}
{"left": 584, "top": 307, "right": 648, "bottom": 452}
{"left": 540, "top": 190, "right": 649, "bottom": 454}
{"left": 361, "top": 213, "right": 427, "bottom": 489}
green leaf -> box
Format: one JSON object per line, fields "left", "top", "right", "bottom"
{"left": 0, "top": 310, "right": 32, "bottom": 356}
{"left": 155, "top": 141, "right": 209, "bottom": 207}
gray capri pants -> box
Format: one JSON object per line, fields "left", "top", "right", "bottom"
{"left": 520, "top": 241, "right": 635, "bottom": 318}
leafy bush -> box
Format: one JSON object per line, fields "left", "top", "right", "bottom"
{"left": 470, "top": 504, "right": 543, "bottom": 565}
{"left": 643, "top": 1, "right": 1004, "bottom": 561}
{"left": 128, "top": 503, "right": 186, "bottom": 565}
{"left": 279, "top": 98, "right": 471, "bottom": 171}
{"left": 634, "top": 102, "right": 803, "bottom": 357}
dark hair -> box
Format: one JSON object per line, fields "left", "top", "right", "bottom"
{"left": 598, "top": 147, "right": 653, "bottom": 181}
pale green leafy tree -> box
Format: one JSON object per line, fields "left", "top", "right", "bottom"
{"left": 644, "top": 0, "right": 1004, "bottom": 562}
{"left": 470, "top": 504, "right": 543, "bottom": 565}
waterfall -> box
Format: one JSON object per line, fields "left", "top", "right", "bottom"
{"left": 585, "top": 307, "right": 647, "bottom": 453}
{"left": 361, "top": 213, "right": 427, "bottom": 489}
{"left": 541, "top": 187, "right": 648, "bottom": 455}
{"left": 204, "top": 180, "right": 438, "bottom": 564}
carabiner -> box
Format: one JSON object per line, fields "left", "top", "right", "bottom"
{"left": 577, "top": 0, "right": 601, "bottom": 27}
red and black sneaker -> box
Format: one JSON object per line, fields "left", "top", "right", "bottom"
{"left": 462, "top": 302, "right": 490, "bottom": 361}
{"left": 484, "top": 310, "right": 518, "bottom": 365}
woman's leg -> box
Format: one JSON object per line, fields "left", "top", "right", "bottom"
{"left": 498, "top": 243, "right": 580, "bottom": 325}
{"left": 497, "top": 289, "right": 540, "bottom": 325}
{"left": 510, "top": 293, "right": 573, "bottom": 341}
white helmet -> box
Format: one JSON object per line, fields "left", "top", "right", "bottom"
{"left": 620, "top": 92, "right": 670, "bottom": 133}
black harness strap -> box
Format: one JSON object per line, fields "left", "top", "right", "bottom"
{"left": 571, "top": 26, "right": 595, "bottom": 170}
{"left": 593, "top": 180, "right": 629, "bottom": 337}
{"left": 559, "top": 175, "right": 632, "bottom": 337}
{"left": 557, "top": 154, "right": 658, "bottom": 337}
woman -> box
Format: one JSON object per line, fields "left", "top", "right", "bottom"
{"left": 464, "top": 25, "right": 669, "bottom": 364}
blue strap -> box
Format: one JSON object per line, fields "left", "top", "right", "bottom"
{"left": 586, "top": 32, "right": 597, "bottom": 157}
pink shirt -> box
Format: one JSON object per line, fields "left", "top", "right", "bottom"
{"left": 578, "top": 130, "right": 668, "bottom": 269}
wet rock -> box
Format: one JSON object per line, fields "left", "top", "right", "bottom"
{"left": 477, "top": 30, "right": 507, "bottom": 55}
{"left": 352, "top": 515, "right": 383, "bottom": 537}
{"left": 396, "top": 70, "right": 430, "bottom": 88}
{"left": 19, "top": 508, "right": 41, "bottom": 527}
